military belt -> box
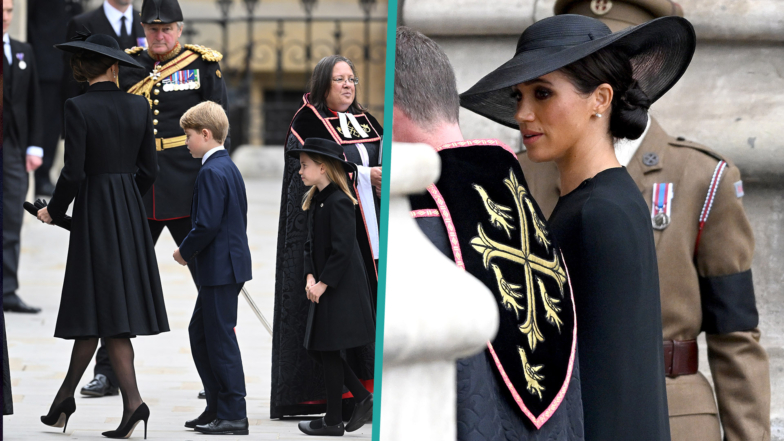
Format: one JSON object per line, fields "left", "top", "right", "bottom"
{"left": 155, "top": 135, "right": 188, "bottom": 151}
{"left": 663, "top": 339, "right": 698, "bottom": 378}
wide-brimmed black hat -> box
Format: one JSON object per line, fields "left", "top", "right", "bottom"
{"left": 55, "top": 32, "right": 144, "bottom": 69}
{"left": 460, "top": 14, "right": 695, "bottom": 129}
{"left": 141, "top": 0, "right": 184, "bottom": 24}
{"left": 286, "top": 138, "right": 357, "bottom": 173}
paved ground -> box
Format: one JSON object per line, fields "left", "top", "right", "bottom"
{"left": 3, "top": 178, "right": 372, "bottom": 440}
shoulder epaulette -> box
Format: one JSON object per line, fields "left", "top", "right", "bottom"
{"left": 124, "top": 46, "right": 145, "bottom": 55}
{"left": 668, "top": 136, "right": 726, "bottom": 163}
{"left": 183, "top": 44, "right": 223, "bottom": 62}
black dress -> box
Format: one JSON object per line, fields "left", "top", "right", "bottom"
{"left": 47, "top": 81, "right": 169, "bottom": 340}
{"left": 303, "top": 184, "right": 375, "bottom": 352}
{"left": 547, "top": 167, "right": 669, "bottom": 440}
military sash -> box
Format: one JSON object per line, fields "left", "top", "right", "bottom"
{"left": 127, "top": 49, "right": 200, "bottom": 106}
{"left": 412, "top": 140, "right": 577, "bottom": 428}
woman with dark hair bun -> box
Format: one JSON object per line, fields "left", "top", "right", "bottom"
{"left": 36, "top": 33, "right": 168, "bottom": 439}
{"left": 461, "top": 14, "right": 696, "bottom": 441}
{"left": 271, "top": 55, "right": 381, "bottom": 420}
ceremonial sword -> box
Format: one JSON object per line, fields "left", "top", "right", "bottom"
{"left": 241, "top": 287, "right": 273, "bottom": 336}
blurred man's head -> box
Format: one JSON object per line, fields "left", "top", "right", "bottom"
{"left": 3, "top": 0, "right": 13, "bottom": 35}
{"left": 393, "top": 26, "right": 460, "bottom": 143}
{"left": 106, "top": 0, "right": 132, "bottom": 12}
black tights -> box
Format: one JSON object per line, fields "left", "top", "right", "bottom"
{"left": 315, "top": 350, "right": 370, "bottom": 426}
{"left": 53, "top": 337, "right": 143, "bottom": 426}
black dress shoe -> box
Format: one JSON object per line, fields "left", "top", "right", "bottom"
{"left": 298, "top": 417, "right": 345, "bottom": 436}
{"left": 195, "top": 418, "right": 249, "bottom": 435}
{"left": 3, "top": 294, "right": 41, "bottom": 313}
{"left": 198, "top": 389, "right": 206, "bottom": 399}
{"left": 80, "top": 374, "right": 120, "bottom": 397}
{"left": 185, "top": 410, "right": 217, "bottom": 429}
{"left": 346, "top": 393, "right": 373, "bottom": 432}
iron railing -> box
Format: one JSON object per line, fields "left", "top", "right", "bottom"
{"left": 179, "top": 0, "right": 387, "bottom": 146}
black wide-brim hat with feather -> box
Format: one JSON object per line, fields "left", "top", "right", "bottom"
{"left": 286, "top": 138, "right": 357, "bottom": 174}
{"left": 460, "top": 14, "right": 696, "bottom": 129}
{"left": 55, "top": 32, "right": 144, "bottom": 69}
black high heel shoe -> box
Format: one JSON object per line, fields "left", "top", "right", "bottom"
{"left": 41, "top": 397, "right": 77, "bottom": 433}
{"left": 102, "top": 403, "right": 150, "bottom": 439}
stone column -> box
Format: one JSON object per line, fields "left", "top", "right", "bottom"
{"left": 380, "top": 142, "right": 499, "bottom": 441}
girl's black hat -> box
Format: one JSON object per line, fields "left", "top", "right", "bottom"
{"left": 459, "top": 14, "right": 696, "bottom": 129}
{"left": 286, "top": 138, "right": 357, "bottom": 173}
{"left": 54, "top": 31, "right": 144, "bottom": 69}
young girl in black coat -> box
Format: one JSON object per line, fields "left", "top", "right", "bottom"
{"left": 287, "top": 138, "right": 375, "bottom": 437}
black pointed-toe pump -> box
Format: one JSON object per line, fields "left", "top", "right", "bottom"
{"left": 102, "top": 403, "right": 150, "bottom": 439}
{"left": 41, "top": 397, "right": 77, "bottom": 433}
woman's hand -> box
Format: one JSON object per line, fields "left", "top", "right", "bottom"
{"left": 305, "top": 274, "right": 316, "bottom": 301}
{"left": 307, "top": 281, "right": 327, "bottom": 303}
{"left": 36, "top": 206, "right": 53, "bottom": 224}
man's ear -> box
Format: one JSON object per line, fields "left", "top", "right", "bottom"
{"left": 202, "top": 128, "right": 211, "bottom": 140}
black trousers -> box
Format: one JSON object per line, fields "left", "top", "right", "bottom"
{"left": 94, "top": 217, "right": 197, "bottom": 385}
{"left": 33, "top": 81, "right": 62, "bottom": 190}
{"left": 3, "top": 143, "right": 28, "bottom": 297}
{"left": 189, "top": 283, "right": 247, "bottom": 420}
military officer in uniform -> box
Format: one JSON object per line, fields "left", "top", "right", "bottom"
{"left": 78, "top": 0, "right": 230, "bottom": 400}
{"left": 518, "top": 1, "right": 771, "bottom": 440}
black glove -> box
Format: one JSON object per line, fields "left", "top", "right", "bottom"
{"left": 23, "top": 199, "right": 72, "bottom": 231}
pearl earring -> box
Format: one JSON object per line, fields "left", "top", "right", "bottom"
{"left": 594, "top": 112, "right": 602, "bottom": 118}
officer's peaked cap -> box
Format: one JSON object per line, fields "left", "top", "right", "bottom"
{"left": 554, "top": 0, "right": 683, "bottom": 32}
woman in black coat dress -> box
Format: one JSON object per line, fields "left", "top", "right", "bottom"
{"left": 460, "top": 15, "right": 696, "bottom": 440}
{"left": 287, "top": 138, "right": 375, "bottom": 437}
{"left": 36, "top": 34, "right": 168, "bottom": 439}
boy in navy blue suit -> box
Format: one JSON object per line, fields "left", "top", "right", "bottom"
{"left": 174, "top": 101, "right": 252, "bottom": 436}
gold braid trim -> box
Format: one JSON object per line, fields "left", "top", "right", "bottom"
{"left": 183, "top": 44, "right": 223, "bottom": 62}
{"left": 124, "top": 46, "right": 145, "bottom": 55}
{"left": 127, "top": 50, "right": 200, "bottom": 107}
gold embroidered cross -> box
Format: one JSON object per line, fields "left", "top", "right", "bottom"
{"left": 470, "top": 168, "right": 567, "bottom": 399}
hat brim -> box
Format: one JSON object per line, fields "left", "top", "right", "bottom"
{"left": 459, "top": 16, "right": 695, "bottom": 130}
{"left": 54, "top": 41, "right": 145, "bottom": 69}
{"left": 286, "top": 148, "right": 358, "bottom": 174}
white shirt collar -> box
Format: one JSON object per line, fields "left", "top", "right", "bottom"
{"left": 3, "top": 33, "right": 10, "bottom": 44}
{"left": 103, "top": 1, "right": 134, "bottom": 36}
{"left": 614, "top": 116, "right": 652, "bottom": 167}
{"left": 202, "top": 146, "right": 225, "bottom": 165}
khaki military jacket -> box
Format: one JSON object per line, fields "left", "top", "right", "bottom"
{"left": 518, "top": 118, "right": 770, "bottom": 441}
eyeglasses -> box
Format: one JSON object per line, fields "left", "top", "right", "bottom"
{"left": 332, "top": 76, "right": 359, "bottom": 85}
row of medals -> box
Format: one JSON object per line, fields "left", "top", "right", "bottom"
{"left": 162, "top": 81, "right": 200, "bottom": 92}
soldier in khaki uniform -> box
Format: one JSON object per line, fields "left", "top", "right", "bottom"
{"left": 518, "top": 1, "right": 771, "bottom": 440}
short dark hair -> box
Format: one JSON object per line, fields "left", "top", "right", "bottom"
{"left": 394, "top": 26, "right": 459, "bottom": 129}
{"left": 70, "top": 50, "right": 117, "bottom": 83}
{"left": 308, "top": 55, "right": 363, "bottom": 114}
{"left": 559, "top": 46, "right": 651, "bottom": 140}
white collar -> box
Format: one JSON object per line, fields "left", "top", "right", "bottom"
{"left": 3, "top": 33, "right": 10, "bottom": 44}
{"left": 202, "top": 146, "right": 225, "bottom": 165}
{"left": 103, "top": 1, "right": 134, "bottom": 33}
{"left": 614, "top": 116, "right": 652, "bottom": 167}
